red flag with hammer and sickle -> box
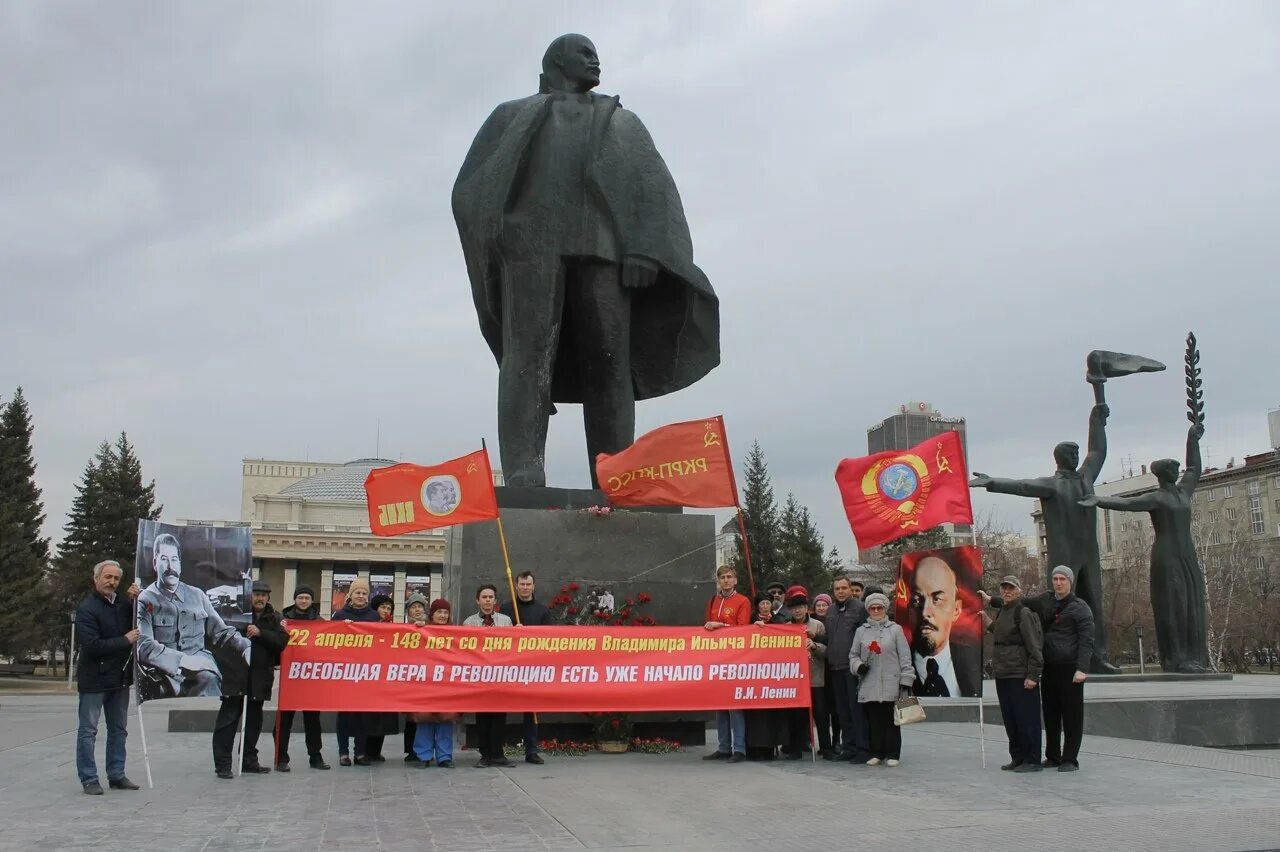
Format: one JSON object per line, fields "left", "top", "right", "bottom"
{"left": 595, "top": 416, "right": 739, "bottom": 508}
{"left": 365, "top": 449, "right": 499, "bottom": 536}
{"left": 834, "top": 431, "right": 973, "bottom": 549}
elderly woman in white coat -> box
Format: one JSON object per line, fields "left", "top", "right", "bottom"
{"left": 848, "top": 592, "right": 914, "bottom": 766}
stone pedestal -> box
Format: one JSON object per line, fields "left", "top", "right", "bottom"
{"left": 441, "top": 487, "right": 716, "bottom": 627}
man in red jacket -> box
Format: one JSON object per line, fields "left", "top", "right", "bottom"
{"left": 702, "top": 565, "right": 751, "bottom": 763}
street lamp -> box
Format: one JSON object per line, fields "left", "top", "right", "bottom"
{"left": 1136, "top": 626, "right": 1145, "bottom": 675}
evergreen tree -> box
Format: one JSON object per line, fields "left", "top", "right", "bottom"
{"left": 0, "top": 388, "right": 49, "bottom": 657}
{"left": 776, "top": 493, "right": 827, "bottom": 591}
{"left": 46, "top": 435, "right": 161, "bottom": 659}
{"left": 733, "top": 441, "right": 779, "bottom": 591}
{"left": 823, "top": 545, "right": 848, "bottom": 579}
{"left": 98, "top": 432, "right": 162, "bottom": 578}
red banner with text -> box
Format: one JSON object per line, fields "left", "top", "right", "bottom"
{"left": 278, "top": 622, "right": 810, "bottom": 712}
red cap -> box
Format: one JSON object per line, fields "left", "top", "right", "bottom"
{"left": 429, "top": 598, "right": 451, "bottom": 615}
{"left": 785, "top": 584, "right": 808, "bottom": 601}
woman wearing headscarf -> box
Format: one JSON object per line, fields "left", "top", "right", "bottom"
{"left": 411, "top": 599, "right": 461, "bottom": 768}
{"left": 331, "top": 579, "right": 382, "bottom": 765}
{"left": 849, "top": 592, "right": 913, "bottom": 767}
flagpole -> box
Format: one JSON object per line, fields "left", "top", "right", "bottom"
{"left": 481, "top": 440, "right": 522, "bottom": 626}
{"left": 715, "top": 416, "right": 757, "bottom": 599}
{"left": 135, "top": 697, "right": 155, "bottom": 789}
{"left": 735, "top": 507, "right": 758, "bottom": 600}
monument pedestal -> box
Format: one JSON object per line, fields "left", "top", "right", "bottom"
{"left": 441, "top": 487, "right": 717, "bottom": 628}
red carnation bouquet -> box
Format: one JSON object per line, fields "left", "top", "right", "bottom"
{"left": 869, "top": 640, "right": 882, "bottom": 655}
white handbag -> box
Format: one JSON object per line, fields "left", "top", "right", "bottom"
{"left": 893, "top": 694, "right": 926, "bottom": 726}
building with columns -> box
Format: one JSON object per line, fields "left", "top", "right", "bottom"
{"left": 181, "top": 457, "right": 450, "bottom": 618}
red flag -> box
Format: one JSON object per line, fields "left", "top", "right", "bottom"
{"left": 364, "top": 449, "right": 498, "bottom": 536}
{"left": 834, "top": 431, "right": 973, "bottom": 549}
{"left": 595, "top": 416, "right": 738, "bottom": 508}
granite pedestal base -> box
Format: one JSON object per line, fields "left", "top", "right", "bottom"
{"left": 441, "top": 486, "right": 717, "bottom": 627}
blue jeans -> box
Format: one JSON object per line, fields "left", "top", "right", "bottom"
{"left": 716, "top": 710, "right": 745, "bottom": 755}
{"left": 412, "top": 722, "right": 454, "bottom": 763}
{"left": 77, "top": 688, "right": 129, "bottom": 784}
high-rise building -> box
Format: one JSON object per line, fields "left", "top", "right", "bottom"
{"left": 867, "top": 401, "right": 968, "bottom": 457}
{"left": 859, "top": 402, "right": 972, "bottom": 561}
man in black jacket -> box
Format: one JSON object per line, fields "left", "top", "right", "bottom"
{"left": 500, "top": 571, "right": 553, "bottom": 764}
{"left": 274, "top": 585, "right": 329, "bottom": 771}
{"left": 213, "top": 580, "right": 288, "bottom": 778}
{"left": 1010, "top": 565, "right": 1094, "bottom": 772}
{"left": 74, "top": 559, "right": 142, "bottom": 795}
{"left": 825, "top": 574, "right": 870, "bottom": 763}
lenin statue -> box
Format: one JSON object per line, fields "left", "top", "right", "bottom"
{"left": 452, "top": 34, "right": 720, "bottom": 488}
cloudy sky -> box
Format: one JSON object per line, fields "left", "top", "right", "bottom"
{"left": 3, "top": 1, "right": 1278, "bottom": 557}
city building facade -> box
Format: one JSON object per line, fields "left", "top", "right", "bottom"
{"left": 180, "top": 458, "right": 452, "bottom": 618}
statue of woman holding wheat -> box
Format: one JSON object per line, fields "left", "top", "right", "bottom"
{"left": 1080, "top": 333, "right": 1209, "bottom": 673}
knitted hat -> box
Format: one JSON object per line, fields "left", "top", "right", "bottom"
{"left": 348, "top": 578, "right": 370, "bottom": 595}
{"left": 864, "top": 592, "right": 890, "bottom": 610}
{"left": 294, "top": 585, "right": 315, "bottom": 600}
{"left": 814, "top": 593, "right": 833, "bottom": 607}
{"left": 370, "top": 594, "right": 393, "bottom": 612}
{"left": 429, "top": 598, "right": 451, "bottom": 617}
{"left": 405, "top": 593, "right": 429, "bottom": 612}
{"left": 1051, "top": 565, "right": 1074, "bottom": 586}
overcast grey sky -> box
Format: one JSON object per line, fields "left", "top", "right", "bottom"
{"left": 3, "top": 1, "right": 1278, "bottom": 557}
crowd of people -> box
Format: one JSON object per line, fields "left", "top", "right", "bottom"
{"left": 71, "top": 556, "right": 1096, "bottom": 794}
{"left": 700, "top": 563, "right": 1096, "bottom": 772}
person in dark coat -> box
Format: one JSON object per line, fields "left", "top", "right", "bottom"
{"left": 74, "top": 559, "right": 141, "bottom": 795}
{"left": 812, "top": 593, "right": 841, "bottom": 757}
{"left": 826, "top": 575, "right": 870, "bottom": 762}
{"left": 364, "top": 594, "right": 400, "bottom": 760}
{"left": 980, "top": 575, "right": 1044, "bottom": 772}
{"left": 991, "top": 565, "right": 1094, "bottom": 771}
{"left": 213, "top": 580, "right": 288, "bottom": 778}
{"left": 500, "top": 571, "right": 554, "bottom": 764}
{"left": 274, "top": 585, "right": 329, "bottom": 770}
{"left": 331, "top": 578, "right": 388, "bottom": 766}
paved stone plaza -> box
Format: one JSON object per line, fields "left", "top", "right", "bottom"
{"left": 2, "top": 690, "right": 1279, "bottom": 852}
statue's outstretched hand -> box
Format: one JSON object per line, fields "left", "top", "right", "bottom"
{"left": 622, "top": 257, "right": 659, "bottom": 290}
{"left": 969, "top": 473, "right": 993, "bottom": 489}
{"left": 1093, "top": 403, "right": 1110, "bottom": 421}
{"left": 1079, "top": 496, "right": 1099, "bottom": 508}
{"left": 1190, "top": 422, "right": 1205, "bottom": 440}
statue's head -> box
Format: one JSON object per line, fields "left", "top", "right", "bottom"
{"left": 540, "top": 34, "right": 601, "bottom": 94}
{"left": 1053, "top": 441, "right": 1080, "bottom": 471}
{"left": 1151, "top": 458, "right": 1180, "bottom": 484}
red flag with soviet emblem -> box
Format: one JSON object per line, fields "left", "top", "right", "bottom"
{"left": 834, "top": 431, "right": 973, "bottom": 549}
{"left": 365, "top": 449, "right": 498, "bottom": 536}
{"left": 595, "top": 416, "right": 739, "bottom": 508}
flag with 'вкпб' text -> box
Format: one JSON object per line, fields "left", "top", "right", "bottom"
{"left": 595, "top": 416, "right": 738, "bottom": 508}
{"left": 834, "top": 431, "right": 973, "bottom": 549}
{"left": 364, "top": 449, "right": 498, "bottom": 536}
